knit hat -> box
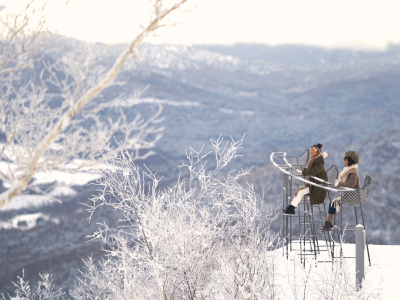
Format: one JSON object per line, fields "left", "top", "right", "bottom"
{"left": 344, "top": 151, "right": 359, "bottom": 164}
{"left": 312, "top": 143, "right": 323, "bottom": 153}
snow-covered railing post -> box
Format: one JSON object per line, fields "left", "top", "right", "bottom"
{"left": 355, "top": 224, "right": 366, "bottom": 290}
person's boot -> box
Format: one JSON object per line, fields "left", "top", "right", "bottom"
{"left": 282, "top": 205, "right": 295, "bottom": 215}
{"left": 321, "top": 221, "right": 334, "bottom": 231}
{"left": 320, "top": 213, "right": 335, "bottom": 231}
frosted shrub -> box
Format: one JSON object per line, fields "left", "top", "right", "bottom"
{"left": 212, "top": 223, "right": 280, "bottom": 299}
{"left": 69, "top": 257, "right": 115, "bottom": 300}
{"left": 71, "top": 136, "right": 281, "bottom": 299}
{"left": 1, "top": 272, "right": 64, "bottom": 300}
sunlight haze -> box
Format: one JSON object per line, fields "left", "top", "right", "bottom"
{"left": 3, "top": 0, "right": 400, "bottom": 49}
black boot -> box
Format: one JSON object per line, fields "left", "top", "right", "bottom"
{"left": 282, "top": 205, "right": 295, "bottom": 215}
{"left": 320, "top": 221, "right": 334, "bottom": 231}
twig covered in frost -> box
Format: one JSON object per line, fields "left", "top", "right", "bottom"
{"left": 0, "top": 0, "right": 60, "bottom": 76}
{"left": 72, "top": 136, "right": 282, "bottom": 299}
{"left": 1, "top": 271, "right": 64, "bottom": 300}
{"left": 0, "top": 0, "right": 192, "bottom": 208}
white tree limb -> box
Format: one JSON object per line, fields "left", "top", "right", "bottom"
{"left": 0, "top": 0, "right": 190, "bottom": 208}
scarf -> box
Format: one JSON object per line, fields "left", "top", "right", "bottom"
{"left": 339, "top": 164, "right": 359, "bottom": 184}
{"left": 306, "top": 153, "right": 320, "bottom": 169}
{"left": 331, "top": 164, "right": 359, "bottom": 212}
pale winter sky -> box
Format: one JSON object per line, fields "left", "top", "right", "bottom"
{"left": 3, "top": 0, "right": 400, "bottom": 49}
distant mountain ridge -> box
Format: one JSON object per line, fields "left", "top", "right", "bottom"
{"left": 197, "top": 43, "right": 400, "bottom": 67}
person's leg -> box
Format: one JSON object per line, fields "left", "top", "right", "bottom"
{"left": 290, "top": 187, "right": 310, "bottom": 207}
{"left": 327, "top": 203, "right": 336, "bottom": 221}
{"left": 321, "top": 200, "right": 336, "bottom": 231}
{"left": 282, "top": 187, "right": 309, "bottom": 215}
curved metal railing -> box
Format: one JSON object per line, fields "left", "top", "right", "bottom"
{"left": 270, "top": 152, "right": 355, "bottom": 192}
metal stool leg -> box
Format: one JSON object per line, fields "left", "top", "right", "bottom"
{"left": 304, "top": 199, "right": 313, "bottom": 253}
{"left": 325, "top": 193, "right": 335, "bottom": 263}
{"left": 321, "top": 202, "right": 332, "bottom": 255}
{"left": 289, "top": 176, "right": 293, "bottom": 253}
{"left": 340, "top": 199, "right": 344, "bottom": 267}
{"left": 359, "top": 203, "right": 371, "bottom": 266}
{"left": 310, "top": 204, "right": 319, "bottom": 262}
{"left": 299, "top": 194, "right": 303, "bottom": 264}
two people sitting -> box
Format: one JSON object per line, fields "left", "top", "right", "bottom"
{"left": 282, "top": 143, "right": 360, "bottom": 231}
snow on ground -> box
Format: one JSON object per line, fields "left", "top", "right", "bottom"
{"left": 132, "top": 98, "right": 201, "bottom": 107}
{"left": 48, "top": 186, "right": 77, "bottom": 197}
{"left": 0, "top": 158, "right": 103, "bottom": 188}
{"left": 31, "top": 169, "right": 102, "bottom": 186}
{"left": 1, "top": 186, "right": 77, "bottom": 211}
{"left": 274, "top": 243, "right": 399, "bottom": 299}
{"left": 218, "top": 108, "right": 254, "bottom": 116}
{"left": 364, "top": 245, "right": 399, "bottom": 299}
{"left": 0, "top": 212, "right": 59, "bottom": 230}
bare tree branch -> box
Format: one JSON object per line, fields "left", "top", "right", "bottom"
{"left": 0, "top": 0, "right": 192, "bottom": 208}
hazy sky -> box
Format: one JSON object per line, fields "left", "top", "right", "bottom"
{"left": 4, "top": 0, "right": 400, "bottom": 49}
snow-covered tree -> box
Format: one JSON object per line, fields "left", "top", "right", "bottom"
{"left": 0, "top": 0, "right": 192, "bottom": 208}
{"left": 68, "top": 136, "right": 281, "bottom": 300}
{"left": 1, "top": 272, "right": 64, "bottom": 300}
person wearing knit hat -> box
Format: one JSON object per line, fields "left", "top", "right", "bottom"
{"left": 282, "top": 143, "right": 328, "bottom": 215}
{"left": 321, "top": 150, "right": 361, "bottom": 231}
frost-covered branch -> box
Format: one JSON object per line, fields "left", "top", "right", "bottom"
{"left": 1, "top": 271, "right": 64, "bottom": 300}
{"left": 0, "top": 0, "right": 59, "bottom": 76}
{"left": 72, "top": 137, "right": 281, "bottom": 299}
{"left": 0, "top": 0, "right": 191, "bottom": 208}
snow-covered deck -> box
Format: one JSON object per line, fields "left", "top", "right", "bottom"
{"left": 275, "top": 244, "right": 399, "bottom": 299}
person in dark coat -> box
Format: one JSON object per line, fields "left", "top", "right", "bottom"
{"left": 321, "top": 151, "right": 361, "bottom": 231}
{"left": 282, "top": 143, "right": 328, "bottom": 215}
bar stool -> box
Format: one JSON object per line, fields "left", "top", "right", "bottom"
{"left": 329, "top": 175, "right": 372, "bottom": 266}
{"left": 300, "top": 165, "right": 339, "bottom": 266}
{"left": 281, "top": 149, "right": 309, "bottom": 258}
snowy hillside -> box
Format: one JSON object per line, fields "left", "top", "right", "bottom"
{"left": 1, "top": 40, "right": 400, "bottom": 294}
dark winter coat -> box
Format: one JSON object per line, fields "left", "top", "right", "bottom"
{"left": 302, "top": 155, "right": 328, "bottom": 205}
